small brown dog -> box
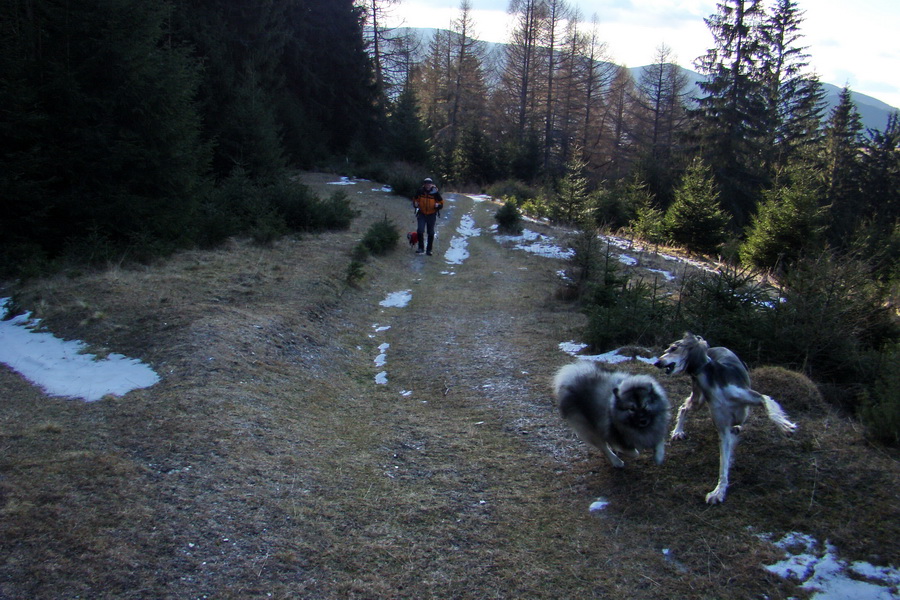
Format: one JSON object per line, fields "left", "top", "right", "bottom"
{"left": 406, "top": 231, "right": 419, "bottom": 248}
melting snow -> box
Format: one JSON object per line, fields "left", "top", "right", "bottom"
{"left": 559, "top": 341, "right": 589, "bottom": 355}
{"left": 379, "top": 290, "right": 412, "bottom": 308}
{"left": 761, "top": 532, "right": 900, "bottom": 600}
{"left": 0, "top": 298, "right": 160, "bottom": 401}
{"left": 494, "top": 228, "right": 574, "bottom": 260}
{"left": 589, "top": 498, "right": 610, "bottom": 512}
{"left": 444, "top": 212, "right": 481, "bottom": 266}
{"left": 646, "top": 268, "right": 676, "bottom": 282}
{"left": 327, "top": 176, "right": 357, "bottom": 186}
{"left": 374, "top": 343, "right": 389, "bottom": 367}
{"left": 558, "top": 341, "right": 656, "bottom": 365}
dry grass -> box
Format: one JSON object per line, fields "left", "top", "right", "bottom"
{"left": 1, "top": 172, "right": 898, "bottom": 599}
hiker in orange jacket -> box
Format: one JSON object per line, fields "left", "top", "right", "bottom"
{"left": 412, "top": 177, "right": 443, "bottom": 255}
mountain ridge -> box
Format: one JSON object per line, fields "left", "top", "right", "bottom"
{"left": 401, "top": 26, "right": 897, "bottom": 132}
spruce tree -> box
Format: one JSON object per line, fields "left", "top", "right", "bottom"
{"left": 824, "top": 87, "right": 864, "bottom": 246}
{"left": 857, "top": 112, "right": 900, "bottom": 278}
{"left": 386, "top": 85, "right": 430, "bottom": 164}
{"left": 860, "top": 113, "right": 900, "bottom": 229}
{"left": 689, "top": 0, "right": 768, "bottom": 225}
{"left": 664, "top": 158, "right": 731, "bottom": 255}
{"left": 555, "top": 150, "right": 591, "bottom": 225}
{"left": 740, "top": 165, "right": 826, "bottom": 270}
{"left": 759, "top": 0, "right": 825, "bottom": 173}
{"left": 1, "top": 0, "right": 208, "bottom": 263}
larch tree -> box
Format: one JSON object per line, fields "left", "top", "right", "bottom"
{"left": 633, "top": 44, "right": 691, "bottom": 203}
{"left": 499, "top": 0, "right": 548, "bottom": 145}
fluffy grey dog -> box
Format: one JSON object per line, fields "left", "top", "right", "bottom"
{"left": 554, "top": 361, "right": 670, "bottom": 467}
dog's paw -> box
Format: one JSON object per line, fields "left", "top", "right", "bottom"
{"left": 605, "top": 454, "right": 626, "bottom": 468}
{"left": 705, "top": 487, "right": 727, "bottom": 504}
{"left": 670, "top": 430, "right": 686, "bottom": 441}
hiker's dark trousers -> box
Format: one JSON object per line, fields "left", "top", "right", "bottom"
{"left": 417, "top": 212, "right": 437, "bottom": 253}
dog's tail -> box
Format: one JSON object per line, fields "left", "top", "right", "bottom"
{"left": 760, "top": 394, "right": 797, "bottom": 433}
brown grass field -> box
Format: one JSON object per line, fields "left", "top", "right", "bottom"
{"left": 1, "top": 172, "right": 898, "bottom": 599}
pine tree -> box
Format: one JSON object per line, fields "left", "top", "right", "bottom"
{"left": 447, "top": 1, "right": 489, "bottom": 148}
{"left": 386, "top": 85, "right": 430, "bottom": 163}
{"left": 577, "top": 15, "right": 618, "bottom": 176}
{"left": 601, "top": 66, "right": 639, "bottom": 180}
{"left": 635, "top": 45, "right": 691, "bottom": 163}
{"left": 664, "top": 158, "right": 731, "bottom": 254}
{"left": 539, "top": 0, "right": 570, "bottom": 172}
{"left": 282, "top": 0, "right": 380, "bottom": 160}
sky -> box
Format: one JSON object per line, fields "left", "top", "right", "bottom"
{"left": 384, "top": 0, "right": 900, "bottom": 110}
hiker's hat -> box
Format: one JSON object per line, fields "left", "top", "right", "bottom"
{"left": 423, "top": 177, "right": 433, "bottom": 183}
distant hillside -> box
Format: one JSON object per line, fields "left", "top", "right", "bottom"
{"left": 401, "top": 27, "right": 897, "bottom": 132}
{"left": 628, "top": 65, "right": 898, "bottom": 133}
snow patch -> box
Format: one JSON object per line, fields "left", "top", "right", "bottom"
{"left": 494, "top": 228, "right": 574, "bottom": 260}
{"left": 327, "top": 176, "right": 357, "bottom": 186}
{"left": 444, "top": 212, "right": 481, "bottom": 266}
{"left": 646, "top": 268, "right": 676, "bottom": 282}
{"left": 761, "top": 532, "right": 900, "bottom": 600}
{"left": 558, "top": 341, "right": 656, "bottom": 365}
{"left": 379, "top": 290, "right": 412, "bottom": 308}
{"left": 0, "top": 298, "right": 160, "bottom": 402}
{"left": 589, "top": 498, "right": 610, "bottom": 512}
{"left": 374, "top": 343, "right": 389, "bottom": 367}
{"left": 444, "top": 236, "right": 471, "bottom": 265}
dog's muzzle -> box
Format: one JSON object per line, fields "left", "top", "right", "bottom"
{"left": 654, "top": 359, "right": 675, "bottom": 375}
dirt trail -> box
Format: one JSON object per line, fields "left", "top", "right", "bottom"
{"left": 2, "top": 173, "right": 898, "bottom": 600}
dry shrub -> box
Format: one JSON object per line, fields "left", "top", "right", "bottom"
{"left": 751, "top": 366, "right": 827, "bottom": 413}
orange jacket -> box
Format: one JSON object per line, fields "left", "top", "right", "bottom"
{"left": 413, "top": 186, "right": 443, "bottom": 215}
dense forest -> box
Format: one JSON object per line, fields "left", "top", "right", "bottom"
{"left": 2, "top": 0, "right": 899, "bottom": 441}
{"left": 2, "top": 0, "right": 899, "bottom": 271}
{"left": 1, "top": 0, "right": 380, "bottom": 272}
